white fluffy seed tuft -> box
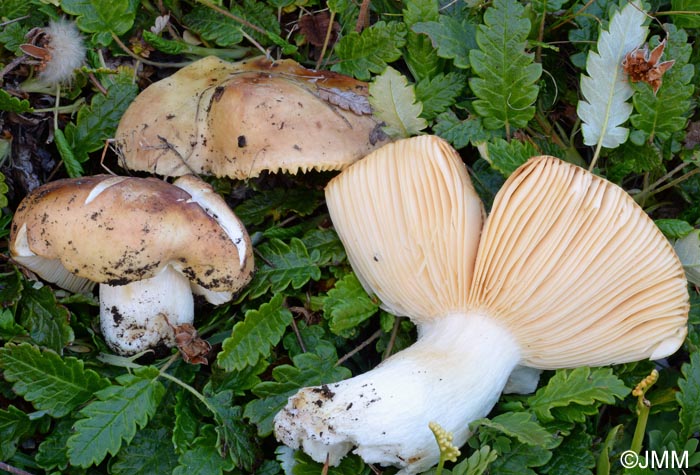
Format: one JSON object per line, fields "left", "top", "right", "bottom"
{"left": 38, "top": 19, "right": 86, "bottom": 85}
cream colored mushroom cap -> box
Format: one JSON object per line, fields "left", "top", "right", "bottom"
{"left": 325, "top": 137, "right": 688, "bottom": 369}
{"left": 325, "top": 135, "right": 484, "bottom": 322}
{"left": 10, "top": 175, "right": 253, "bottom": 296}
{"left": 116, "top": 56, "right": 390, "bottom": 179}
{"left": 468, "top": 156, "right": 689, "bottom": 368}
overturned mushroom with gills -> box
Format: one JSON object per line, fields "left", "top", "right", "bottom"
{"left": 10, "top": 174, "right": 253, "bottom": 361}
{"left": 273, "top": 135, "right": 689, "bottom": 473}
{"left": 115, "top": 56, "right": 390, "bottom": 179}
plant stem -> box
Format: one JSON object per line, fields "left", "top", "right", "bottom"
{"left": 315, "top": 10, "right": 336, "bottom": 70}
{"left": 336, "top": 328, "right": 382, "bottom": 366}
{"left": 111, "top": 33, "right": 191, "bottom": 68}
{"left": 158, "top": 370, "right": 219, "bottom": 418}
{"left": 630, "top": 399, "right": 650, "bottom": 453}
{"left": 0, "top": 462, "right": 35, "bottom": 475}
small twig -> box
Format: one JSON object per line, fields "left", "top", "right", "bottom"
{"left": 355, "top": 0, "right": 371, "bottom": 32}
{"left": 287, "top": 310, "right": 308, "bottom": 353}
{"left": 335, "top": 329, "right": 382, "bottom": 367}
{"left": 382, "top": 316, "right": 402, "bottom": 360}
{"left": 0, "top": 462, "right": 36, "bottom": 475}
{"left": 196, "top": 0, "right": 268, "bottom": 35}
{"left": 111, "top": 33, "right": 190, "bottom": 68}
{"left": 0, "top": 54, "right": 28, "bottom": 83}
{"left": 315, "top": 10, "right": 336, "bottom": 70}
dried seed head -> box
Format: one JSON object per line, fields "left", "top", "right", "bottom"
{"left": 28, "top": 19, "right": 86, "bottom": 86}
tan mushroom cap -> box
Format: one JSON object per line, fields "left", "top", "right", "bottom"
{"left": 469, "top": 156, "right": 688, "bottom": 368}
{"left": 325, "top": 135, "right": 484, "bottom": 322}
{"left": 325, "top": 136, "right": 688, "bottom": 368}
{"left": 116, "top": 56, "right": 390, "bottom": 179}
{"left": 10, "top": 174, "right": 253, "bottom": 295}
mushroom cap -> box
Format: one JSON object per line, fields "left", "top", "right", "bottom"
{"left": 10, "top": 174, "right": 253, "bottom": 298}
{"left": 468, "top": 155, "right": 688, "bottom": 368}
{"left": 325, "top": 136, "right": 688, "bottom": 368}
{"left": 116, "top": 56, "right": 390, "bottom": 179}
{"left": 325, "top": 135, "right": 484, "bottom": 323}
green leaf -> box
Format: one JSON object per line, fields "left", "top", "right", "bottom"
{"left": 576, "top": 1, "right": 648, "bottom": 148}
{"left": 0, "top": 343, "right": 110, "bottom": 417}
{"left": 302, "top": 228, "right": 346, "bottom": 265}
{"left": 55, "top": 128, "right": 84, "bottom": 178}
{"left": 403, "top": 0, "right": 441, "bottom": 81}
{"left": 489, "top": 440, "right": 551, "bottom": 475}
{"left": 485, "top": 138, "right": 538, "bottom": 177}
{"left": 472, "top": 412, "right": 557, "bottom": 448}
{"left": 67, "top": 367, "right": 166, "bottom": 468}
{"left": 323, "top": 273, "right": 379, "bottom": 336}
{"left": 655, "top": 219, "right": 694, "bottom": 239}
{"left": 0, "top": 308, "right": 25, "bottom": 341}
{"left": 670, "top": 0, "right": 700, "bottom": 27}
{"left": 448, "top": 445, "right": 498, "bottom": 475}
{"left": 673, "top": 229, "right": 700, "bottom": 286}
{"left": 434, "top": 111, "right": 493, "bottom": 149}
{"left": 527, "top": 367, "right": 630, "bottom": 423}
{"left": 332, "top": 21, "right": 407, "bottom": 81}
{"left": 184, "top": 5, "right": 244, "bottom": 46}
{"left": 63, "top": 71, "right": 138, "bottom": 163}
{"left": 630, "top": 26, "right": 695, "bottom": 143}
{"left": 244, "top": 342, "right": 351, "bottom": 436}
{"left": 35, "top": 418, "right": 74, "bottom": 471}
{"left": 206, "top": 391, "right": 259, "bottom": 471}
{"left": 0, "top": 89, "right": 34, "bottom": 113}
{"left": 540, "top": 430, "right": 595, "bottom": 475}
{"left": 19, "top": 284, "right": 74, "bottom": 353}
{"left": 218, "top": 294, "right": 293, "bottom": 372}
{"left": 142, "top": 30, "right": 189, "bottom": 55}
{"left": 0, "top": 405, "right": 31, "bottom": 461}
{"left": 292, "top": 450, "right": 367, "bottom": 475}
{"left": 173, "top": 392, "right": 199, "bottom": 454}
{"left": 604, "top": 141, "right": 662, "bottom": 183}
{"left": 469, "top": 0, "right": 542, "bottom": 131}
{"left": 234, "top": 188, "right": 322, "bottom": 226}
{"left": 184, "top": 1, "right": 279, "bottom": 48}
{"left": 415, "top": 72, "right": 466, "bottom": 121}
{"left": 412, "top": 16, "right": 477, "bottom": 69}
{"left": 173, "top": 426, "right": 235, "bottom": 475}
{"left": 677, "top": 351, "right": 700, "bottom": 441}
{"left": 245, "top": 238, "right": 322, "bottom": 299}
{"left": 369, "top": 66, "right": 428, "bottom": 138}
{"left": 61, "top": 0, "right": 137, "bottom": 45}
{"left": 110, "top": 427, "right": 179, "bottom": 475}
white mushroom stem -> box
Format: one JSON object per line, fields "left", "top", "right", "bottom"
{"left": 99, "top": 265, "right": 194, "bottom": 355}
{"left": 274, "top": 313, "right": 519, "bottom": 475}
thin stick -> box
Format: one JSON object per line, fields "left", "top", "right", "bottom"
{"left": 111, "top": 33, "right": 190, "bottom": 68}
{"left": 315, "top": 10, "right": 336, "bottom": 70}
{"left": 0, "top": 462, "right": 35, "bottom": 475}
{"left": 382, "top": 316, "right": 402, "bottom": 360}
{"left": 288, "top": 315, "right": 307, "bottom": 353}
{"left": 335, "top": 329, "right": 382, "bottom": 367}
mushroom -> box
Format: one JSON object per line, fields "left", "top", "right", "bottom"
{"left": 273, "top": 135, "right": 689, "bottom": 473}
{"left": 115, "top": 56, "right": 390, "bottom": 179}
{"left": 9, "top": 174, "right": 253, "bottom": 358}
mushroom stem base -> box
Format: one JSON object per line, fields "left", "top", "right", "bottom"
{"left": 274, "top": 312, "right": 520, "bottom": 474}
{"left": 99, "top": 265, "right": 194, "bottom": 355}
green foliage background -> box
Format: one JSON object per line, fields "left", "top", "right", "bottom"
{"left": 0, "top": 0, "right": 699, "bottom": 474}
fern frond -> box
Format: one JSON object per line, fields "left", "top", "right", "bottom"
{"left": 630, "top": 25, "right": 695, "bottom": 142}
{"left": 469, "top": 0, "right": 542, "bottom": 134}
{"left": 577, "top": 1, "right": 648, "bottom": 156}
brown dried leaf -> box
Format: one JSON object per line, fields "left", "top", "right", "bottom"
{"left": 623, "top": 40, "right": 675, "bottom": 94}
{"left": 298, "top": 11, "right": 339, "bottom": 47}
{"left": 173, "top": 323, "right": 211, "bottom": 365}
{"left": 317, "top": 86, "right": 372, "bottom": 115}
